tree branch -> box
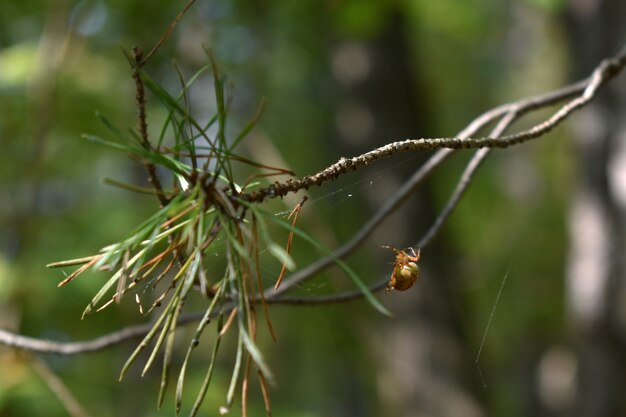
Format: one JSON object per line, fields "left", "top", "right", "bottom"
{"left": 1, "top": 44, "right": 624, "bottom": 355}
{"left": 266, "top": 43, "right": 626, "bottom": 302}
{"left": 240, "top": 45, "right": 625, "bottom": 204}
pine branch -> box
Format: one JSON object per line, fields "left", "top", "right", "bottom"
{"left": 1, "top": 44, "right": 624, "bottom": 357}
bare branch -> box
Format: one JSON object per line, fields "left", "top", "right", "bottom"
{"left": 415, "top": 110, "right": 518, "bottom": 249}
{"left": 0, "top": 316, "right": 203, "bottom": 355}
{"left": 266, "top": 110, "right": 519, "bottom": 305}
{"left": 267, "top": 43, "right": 626, "bottom": 303}
{"left": 269, "top": 148, "right": 453, "bottom": 298}
{"left": 240, "top": 45, "right": 625, "bottom": 204}
{"left": 29, "top": 355, "right": 94, "bottom": 417}
{"left": 268, "top": 57, "right": 609, "bottom": 299}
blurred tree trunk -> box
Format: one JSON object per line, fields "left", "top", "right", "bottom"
{"left": 565, "top": 1, "right": 626, "bottom": 416}
{"left": 333, "top": 12, "right": 485, "bottom": 417}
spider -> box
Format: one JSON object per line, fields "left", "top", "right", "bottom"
{"left": 382, "top": 246, "right": 421, "bottom": 293}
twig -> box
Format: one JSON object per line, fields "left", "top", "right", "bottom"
{"left": 264, "top": 112, "right": 515, "bottom": 303}
{"left": 131, "top": 47, "right": 169, "bottom": 207}
{"left": 266, "top": 44, "right": 625, "bottom": 301}
{"left": 28, "top": 355, "right": 93, "bottom": 417}
{"left": 142, "top": 0, "right": 197, "bottom": 65}
{"left": 267, "top": 148, "right": 453, "bottom": 299}
{"left": 240, "top": 46, "right": 626, "bottom": 204}
{"left": 415, "top": 110, "right": 518, "bottom": 249}
{"left": 267, "top": 72, "right": 593, "bottom": 299}
{"left": 0, "top": 317, "right": 194, "bottom": 355}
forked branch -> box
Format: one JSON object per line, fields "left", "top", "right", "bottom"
{"left": 240, "top": 45, "right": 625, "bottom": 204}
{"left": 1, "top": 44, "right": 625, "bottom": 361}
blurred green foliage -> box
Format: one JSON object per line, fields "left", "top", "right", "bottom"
{"left": 0, "top": 0, "right": 579, "bottom": 416}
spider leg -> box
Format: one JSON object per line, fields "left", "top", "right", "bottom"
{"left": 380, "top": 245, "right": 401, "bottom": 254}
{"left": 407, "top": 247, "right": 421, "bottom": 262}
{"left": 385, "top": 272, "right": 395, "bottom": 293}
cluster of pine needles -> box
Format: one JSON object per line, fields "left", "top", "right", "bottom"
{"left": 46, "top": 45, "right": 385, "bottom": 416}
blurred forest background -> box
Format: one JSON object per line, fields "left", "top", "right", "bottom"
{"left": 1, "top": 0, "right": 626, "bottom": 416}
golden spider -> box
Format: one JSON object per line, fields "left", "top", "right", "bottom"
{"left": 382, "top": 246, "right": 421, "bottom": 293}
